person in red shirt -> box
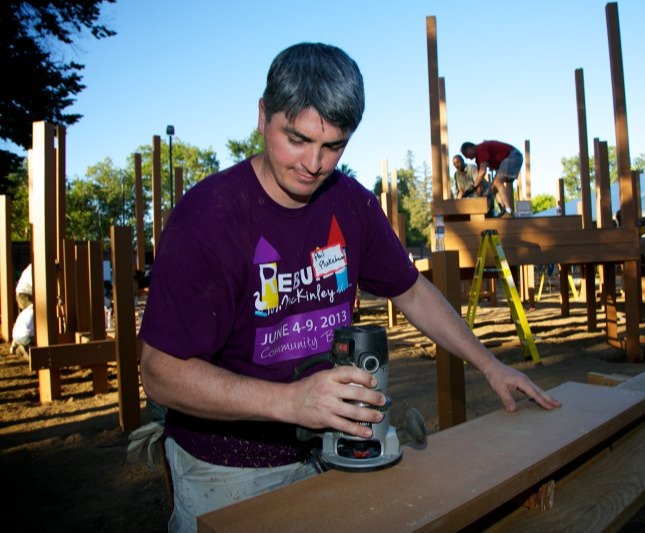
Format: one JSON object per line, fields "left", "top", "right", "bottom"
{"left": 460, "top": 140, "right": 523, "bottom": 218}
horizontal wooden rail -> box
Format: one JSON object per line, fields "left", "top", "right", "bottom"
{"left": 29, "top": 340, "right": 116, "bottom": 371}
{"left": 198, "top": 374, "right": 645, "bottom": 532}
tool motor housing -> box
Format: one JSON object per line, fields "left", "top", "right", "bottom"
{"left": 320, "top": 325, "right": 402, "bottom": 471}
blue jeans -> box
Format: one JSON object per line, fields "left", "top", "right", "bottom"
{"left": 165, "top": 436, "right": 321, "bottom": 533}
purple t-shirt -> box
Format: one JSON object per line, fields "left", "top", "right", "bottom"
{"left": 139, "top": 158, "right": 419, "bottom": 467}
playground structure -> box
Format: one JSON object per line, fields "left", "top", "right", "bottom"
{"left": 0, "top": 122, "right": 183, "bottom": 431}
{"left": 424, "top": 5, "right": 642, "bottom": 367}
{"left": 199, "top": 4, "right": 645, "bottom": 530}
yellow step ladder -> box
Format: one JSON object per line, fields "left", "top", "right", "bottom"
{"left": 466, "top": 230, "right": 541, "bottom": 365}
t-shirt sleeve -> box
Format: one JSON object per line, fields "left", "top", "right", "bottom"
{"left": 355, "top": 194, "right": 419, "bottom": 298}
{"left": 138, "top": 223, "right": 238, "bottom": 361}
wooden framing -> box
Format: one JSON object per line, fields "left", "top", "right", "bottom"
{"left": 134, "top": 153, "right": 146, "bottom": 272}
{"left": 0, "top": 196, "right": 15, "bottom": 342}
{"left": 198, "top": 375, "right": 645, "bottom": 532}
{"left": 152, "top": 135, "right": 162, "bottom": 257}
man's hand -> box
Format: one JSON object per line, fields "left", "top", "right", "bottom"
{"left": 482, "top": 360, "right": 561, "bottom": 413}
{"left": 287, "top": 366, "right": 386, "bottom": 438}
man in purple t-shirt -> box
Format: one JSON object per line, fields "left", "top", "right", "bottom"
{"left": 139, "top": 43, "right": 559, "bottom": 531}
{"left": 461, "top": 140, "right": 523, "bottom": 218}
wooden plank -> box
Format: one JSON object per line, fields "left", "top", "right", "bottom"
{"left": 432, "top": 251, "right": 466, "bottom": 429}
{"left": 491, "top": 421, "right": 645, "bottom": 532}
{"left": 426, "top": 16, "right": 443, "bottom": 200}
{"left": 134, "top": 153, "right": 146, "bottom": 272}
{"left": 198, "top": 381, "right": 645, "bottom": 533}
{"left": 432, "top": 198, "right": 489, "bottom": 217}
{"left": 29, "top": 340, "right": 116, "bottom": 370}
{"left": 111, "top": 225, "right": 141, "bottom": 431}
{"left": 0, "top": 196, "right": 15, "bottom": 342}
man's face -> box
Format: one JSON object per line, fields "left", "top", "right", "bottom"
{"left": 255, "top": 101, "right": 350, "bottom": 208}
{"left": 453, "top": 157, "right": 465, "bottom": 171}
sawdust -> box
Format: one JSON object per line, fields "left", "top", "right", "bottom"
{"left": 1, "top": 292, "right": 644, "bottom": 532}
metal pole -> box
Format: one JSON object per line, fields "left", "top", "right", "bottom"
{"left": 169, "top": 135, "right": 173, "bottom": 208}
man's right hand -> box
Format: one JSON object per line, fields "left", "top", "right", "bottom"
{"left": 286, "top": 366, "right": 386, "bottom": 438}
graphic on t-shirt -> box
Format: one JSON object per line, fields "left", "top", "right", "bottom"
{"left": 328, "top": 215, "right": 348, "bottom": 292}
{"left": 252, "top": 216, "right": 352, "bottom": 364}
{"left": 253, "top": 302, "right": 350, "bottom": 365}
{"left": 253, "top": 237, "right": 280, "bottom": 317}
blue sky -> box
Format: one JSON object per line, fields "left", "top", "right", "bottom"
{"left": 55, "top": 0, "right": 645, "bottom": 197}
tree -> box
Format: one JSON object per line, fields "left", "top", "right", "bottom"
{"left": 531, "top": 194, "right": 557, "bottom": 214}
{"left": 0, "top": 0, "right": 116, "bottom": 186}
{"left": 65, "top": 140, "right": 220, "bottom": 246}
{"left": 337, "top": 163, "right": 356, "bottom": 178}
{"left": 227, "top": 129, "right": 265, "bottom": 162}
{"left": 560, "top": 146, "right": 629, "bottom": 200}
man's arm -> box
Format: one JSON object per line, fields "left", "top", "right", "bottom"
{"left": 139, "top": 341, "right": 386, "bottom": 437}
{"left": 391, "top": 275, "right": 560, "bottom": 412}
{"left": 473, "top": 162, "right": 488, "bottom": 189}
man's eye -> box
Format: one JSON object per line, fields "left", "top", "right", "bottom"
{"left": 288, "top": 137, "right": 304, "bottom": 145}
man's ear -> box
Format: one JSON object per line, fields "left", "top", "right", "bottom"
{"left": 257, "top": 98, "right": 266, "bottom": 134}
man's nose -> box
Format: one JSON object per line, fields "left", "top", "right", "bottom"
{"left": 302, "top": 146, "right": 323, "bottom": 174}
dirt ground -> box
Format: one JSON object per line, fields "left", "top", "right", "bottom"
{"left": 1, "top": 290, "right": 645, "bottom": 532}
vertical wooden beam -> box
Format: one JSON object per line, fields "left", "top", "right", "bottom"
{"left": 575, "top": 69, "right": 597, "bottom": 331}
{"left": 575, "top": 69, "right": 593, "bottom": 230}
{"left": 88, "top": 240, "right": 108, "bottom": 394}
{"left": 606, "top": 2, "right": 635, "bottom": 228}
{"left": 606, "top": 2, "right": 640, "bottom": 362}
{"left": 134, "top": 153, "right": 146, "bottom": 273}
{"left": 88, "top": 241, "right": 106, "bottom": 342}
{"left": 152, "top": 135, "right": 162, "bottom": 258}
{"left": 523, "top": 140, "right": 531, "bottom": 201}
{"left": 175, "top": 166, "right": 184, "bottom": 204}
{"left": 60, "top": 239, "right": 77, "bottom": 342}
{"left": 111, "top": 225, "right": 141, "bottom": 431}
{"left": 55, "top": 125, "right": 66, "bottom": 262}
{"left": 74, "top": 242, "right": 91, "bottom": 333}
{"left": 0, "top": 196, "right": 15, "bottom": 342}
{"left": 426, "top": 16, "right": 443, "bottom": 202}
{"left": 439, "top": 77, "right": 451, "bottom": 199}
{"left": 432, "top": 251, "right": 466, "bottom": 429}
{"left": 31, "top": 121, "right": 61, "bottom": 402}
{"left": 596, "top": 139, "right": 619, "bottom": 347}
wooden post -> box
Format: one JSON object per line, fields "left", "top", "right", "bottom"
{"left": 606, "top": 2, "right": 640, "bottom": 362}
{"left": 426, "top": 16, "right": 443, "bottom": 201}
{"left": 524, "top": 140, "right": 531, "bottom": 201}
{"left": 432, "top": 251, "right": 466, "bottom": 429}
{"left": 60, "top": 239, "right": 77, "bottom": 341}
{"left": 439, "top": 77, "right": 451, "bottom": 199}
{"left": 152, "top": 135, "right": 162, "bottom": 258}
{"left": 111, "top": 225, "right": 141, "bottom": 431}
{"left": 0, "top": 196, "right": 15, "bottom": 342}
{"left": 134, "top": 153, "right": 146, "bottom": 272}
{"left": 30, "top": 122, "right": 61, "bottom": 402}
{"left": 380, "top": 160, "right": 398, "bottom": 327}
{"left": 175, "top": 166, "right": 184, "bottom": 204}
{"left": 575, "top": 69, "right": 593, "bottom": 230}
{"left": 88, "top": 240, "right": 108, "bottom": 393}
{"left": 74, "top": 242, "right": 91, "bottom": 333}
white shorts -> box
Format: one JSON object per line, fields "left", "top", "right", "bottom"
{"left": 165, "top": 436, "right": 321, "bottom": 533}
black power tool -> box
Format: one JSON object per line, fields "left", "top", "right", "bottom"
{"left": 295, "top": 325, "right": 427, "bottom": 472}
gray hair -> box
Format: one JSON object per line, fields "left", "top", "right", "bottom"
{"left": 262, "top": 42, "right": 365, "bottom": 134}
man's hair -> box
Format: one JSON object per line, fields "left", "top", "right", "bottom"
{"left": 453, "top": 155, "right": 464, "bottom": 163}
{"left": 262, "top": 42, "right": 365, "bottom": 134}
{"left": 460, "top": 142, "right": 475, "bottom": 153}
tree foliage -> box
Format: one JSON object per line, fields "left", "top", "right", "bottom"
{"left": 227, "top": 129, "right": 265, "bottom": 162}
{"left": 66, "top": 140, "right": 219, "bottom": 246}
{"left": 558, "top": 146, "right": 645, "bottom": 200}
{"left": 531, "top": 194, "right": 557, "bottom": 214}
{"left": 0, "top": 0, "right": 116, "bottom": 187}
